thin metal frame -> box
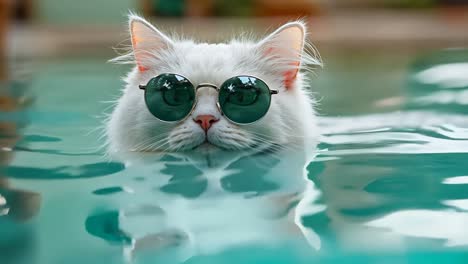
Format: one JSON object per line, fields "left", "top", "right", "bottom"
{"left": 139, "top": 74, "right": 279, "bottom": 125}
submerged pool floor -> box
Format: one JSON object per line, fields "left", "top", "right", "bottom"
{"left": 1, "top": 48, "right": 468, "bottom": 264}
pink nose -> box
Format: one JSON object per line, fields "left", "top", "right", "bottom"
{"left": 194, "top": 115, "right": 219, "bottom": 132}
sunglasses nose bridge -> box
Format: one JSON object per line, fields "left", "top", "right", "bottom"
{"left": 190, "top": 85, "right": 222, "bottom": 120}
{"left": 193, "top": 83, "right": 220, "bottom": 106}
{"left": 196, "top": 83, "right": 218, "bottom": 91}
{"left": 193, "top": 84, "right": 219, "bottom": 102}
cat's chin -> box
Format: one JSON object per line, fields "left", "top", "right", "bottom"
{"left": 183, "top": 142, "right": 257, "bottom": 168}
{"left": 193, "top": 141, "right": 253, "bottom": 152}
{"left": 191, "top": 142, "right": 250, "bottom": 154}
{"left": 194, "top": 142, "right": 220, "bottom": 152}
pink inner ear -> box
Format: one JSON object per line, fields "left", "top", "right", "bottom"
{"left": 265, "top": 48, "right": 299, "bottom": 90}
{"left": 138, "top": 65, "right": 148, "bottom": 72}
{"left": 283, "top": 68, "right": 298, "bottom": 90}
{"left": 131, "top": 34, "right": 149, "bottom": 72}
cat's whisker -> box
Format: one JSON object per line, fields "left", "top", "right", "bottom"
{"left": 133, "top": 133, "right": 170, "bottom": 148}
{"left": 249, "top": 130, "right": 314, "bottom": 140}
{"left": 142, "top": 136, "right": 173, "bottom": 151}
{"left": 248, "top": 131, "right": 316, "bottom": 151}
{"left": 131, "top": 132, "right": 172, "bottom": 151}
{"left": 149, "top": 132, "right": 194, "bottom": 152}
{"left": 247, "top": 134, "right": 303, "bottom": 153}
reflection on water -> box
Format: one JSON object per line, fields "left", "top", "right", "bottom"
{"left": 368, "top": 210, "right": 468, "bottom": 247}
{"left": 307, "top": 50, "right": 468, "bottom": 254}
{"left": 1, "top": 49, "right": 468, "bottom": 263}
{"left": 4, "top": 161, "right": 125, "bottom": 180}
{"left": 308, "top": 151, "right": 468, "bottom": 251}
{"left": 92, "top": 186, "right": 134, "bottom": 195}
{"left": 110, "top": 147, "right": 320, "bottom": 263}
{"left": 413, "top": 63, "right": 468, "bottom": 89}
{"left": 85, "top": 210, "right": 132, "bottom": 246}
{"left": 407, "top": 49, "right": 468, "bottom": 113}
{"left": 0, "top": 80, "right": 40, "bottom": 264}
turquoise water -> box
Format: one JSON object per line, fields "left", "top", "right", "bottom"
{"left": 1, "top": 48, "right": 468, "bottom": 264}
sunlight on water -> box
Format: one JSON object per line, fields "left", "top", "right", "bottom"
{"left": 1, "top": 49, "right": 468, "bottom": 264}
{"left": 413, "top": 63, "right": 468, "bottom": 89}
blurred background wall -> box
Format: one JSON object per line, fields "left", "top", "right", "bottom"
{"left": 9, "top": 0, "right": 468, "bottom": 23}
{"left": 37, "top": 0, "right": 136, "bottom": 24}
{"left": 1, "top": 0, "right": 468, "bottom": 79}
{"left": 4, "top": 0, "right": 468, "bottom": 54}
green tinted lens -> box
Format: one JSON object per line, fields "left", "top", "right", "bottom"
{"left": 219, "top": 76, "right": 271, "bottom": 124}
{"left": 144, "top": 74, "right": 195, "bottom": 122}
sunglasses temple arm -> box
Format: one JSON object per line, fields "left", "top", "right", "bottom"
{"left": 139, "top": 85, "right": 146, "bottom": 90}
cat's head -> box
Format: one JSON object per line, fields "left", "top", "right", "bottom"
{"left": 106, "top": 15, "right": 321, "bottom": 153}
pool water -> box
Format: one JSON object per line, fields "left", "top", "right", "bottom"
{"left": 1, "top": 48, "right": 468, "bottom": 264}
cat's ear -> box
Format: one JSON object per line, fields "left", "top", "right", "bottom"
{"left": 258, "top": 22, "right": 306, "bottom": 89}
{"left": 129, "top": 15, "right": 173, "bottom": 72}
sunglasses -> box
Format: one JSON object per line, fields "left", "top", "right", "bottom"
{"left": 139, "top": 73, "right": 279, "bottom": 124}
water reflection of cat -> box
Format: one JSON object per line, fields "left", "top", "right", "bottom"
{"left": 113, "top": 145, "right": 321, "bottom": 263}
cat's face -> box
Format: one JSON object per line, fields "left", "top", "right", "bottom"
{"left": 106, "top": 15, "right": 321, "bottom": 153}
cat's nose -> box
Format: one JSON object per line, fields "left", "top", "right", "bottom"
{"left": 194, "top": 115, "right": 219, "bottom": 132}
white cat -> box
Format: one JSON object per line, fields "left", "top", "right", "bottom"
{"left": 106, "top": 14, "right": 321, "bottom": 154}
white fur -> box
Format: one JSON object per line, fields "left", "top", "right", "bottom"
{"left": 106, "top": 14, "right": 322, "bottom": 154}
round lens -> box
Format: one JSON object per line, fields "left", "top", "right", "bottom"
{"left": 219, "top": 76, "right": 271, "bottom": 124}
{"left": 144, "top": 74, "right": 195, "bottom": 122}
